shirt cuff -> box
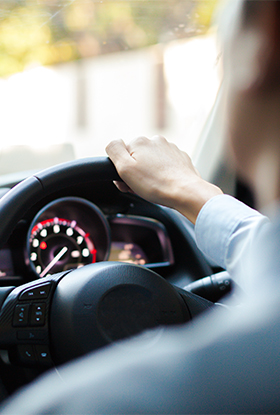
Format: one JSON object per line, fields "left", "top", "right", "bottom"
{"left": 195, "top": 194, "right": 264, "bottom": 269}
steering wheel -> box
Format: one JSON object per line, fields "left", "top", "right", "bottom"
{"left": 0, "top": 157, "right": 214, "bottom": 367}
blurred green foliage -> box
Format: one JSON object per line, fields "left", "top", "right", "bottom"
{"left": 0, "top": 0, "right": 218, "bottom": 77}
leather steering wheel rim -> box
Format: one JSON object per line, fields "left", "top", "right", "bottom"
{"left": 0, "top": 157, "right": 119, "bottom": 248}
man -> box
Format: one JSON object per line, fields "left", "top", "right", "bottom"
{"left": 2, "top": 0, "right": 280, "bottom": 413}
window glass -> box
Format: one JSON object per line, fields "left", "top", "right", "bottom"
{"left": 0, "top": 0, "right": 221, "bottom": 175}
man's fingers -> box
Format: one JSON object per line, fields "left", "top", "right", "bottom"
{"left": 106, "top": 139, "right": 131, "bottom": 166}
{"left": 106, "top": 139, "right": 137, "bottom": 189}
{"left": 113, "top": 181, "right": 133, "bottom": 194}
{"left": 126, "top": 136, "right": 150, "bottom": 156}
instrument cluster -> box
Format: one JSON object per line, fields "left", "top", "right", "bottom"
{"left": 0, "top": 197, "right": 174, "bottom": 281}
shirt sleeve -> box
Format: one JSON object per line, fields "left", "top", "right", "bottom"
{"left": 195, "top": 194, "right": 270, "bottom": 289}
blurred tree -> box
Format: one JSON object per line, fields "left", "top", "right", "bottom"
{"left": 0, "top": 0, "right": 218, "bottom": 77}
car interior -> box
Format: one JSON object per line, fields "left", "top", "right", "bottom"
{"left": 0, "top": 0, "right": 255, "bottom": 405}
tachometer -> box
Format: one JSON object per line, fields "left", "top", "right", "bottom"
{"left": 27, "top": 197, "right": 110, "bottom": 278}
{"left": 29, "top": 218, "right": 97, "bottom": 278}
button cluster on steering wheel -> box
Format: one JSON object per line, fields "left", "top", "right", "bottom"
{"left": 10, "top": 281, "right": 54, "bottom": 367}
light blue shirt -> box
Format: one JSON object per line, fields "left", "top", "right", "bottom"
{"left": 195, "top": 194, "right": 270, "bottom": 291}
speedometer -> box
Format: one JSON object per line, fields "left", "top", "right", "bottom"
{"left": 27, "top": 197, "right": 110, "bottom": 278}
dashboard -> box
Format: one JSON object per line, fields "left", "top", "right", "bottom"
{"left": 0, "top": 171, "right": 212, "bottom": 288}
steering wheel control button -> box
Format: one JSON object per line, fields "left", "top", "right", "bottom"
{"left": 35, "top": 345, "right": 53, "bottom": 365}
{"left": 19, "top": 283, "right": 51, "bottom": 301}
{"left": 13, "top": 345, "right": 53, "bottom": 367}
{"left": 13, "top": 304, "right": 30, "bottom": 327}
{"left": 17, "top": 330, "right": 46, "bottom": 341}
{"left": 30, "top": 303, "right": 46, "bottom": 326}
{"left": 17, "top": 345, "right": 36, "bottom": 365}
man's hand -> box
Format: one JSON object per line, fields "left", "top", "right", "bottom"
{"left": 106, "top": 136, "right": 222, "bottom": 224}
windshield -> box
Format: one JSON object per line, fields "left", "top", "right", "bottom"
{"left": 0, "top": 0, "right": 221, "bottom": 177}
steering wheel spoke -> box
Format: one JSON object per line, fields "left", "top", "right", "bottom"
{"left": 0, "top": 273, "right": 65, "bottom": 368}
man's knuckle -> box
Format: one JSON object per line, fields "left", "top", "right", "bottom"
{"left": 153, "top": 135, "right": 167, "bottom": 144}
{"left": 135, "top": 136, "right": 149, "bottom": 145}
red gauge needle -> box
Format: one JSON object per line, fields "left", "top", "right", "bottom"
{"left": 40, "top": 246, "right": 68, "bottom": 278}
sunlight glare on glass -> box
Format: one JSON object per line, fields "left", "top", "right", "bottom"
{"left": 0, "top": 65, "right": 70, "bottom": 148}
{"left": 164, "top": 32, "right": 220, "bottom": 154}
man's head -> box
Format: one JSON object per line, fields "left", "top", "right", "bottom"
{"left": 223, "top": 0, "right": 280, "bottom": 208}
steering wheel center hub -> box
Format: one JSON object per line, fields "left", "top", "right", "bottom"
{"left": 50, "top": 262, "right": 190, "bottom": 364}
{"left": 98, "top": 284, "right": 162, "bottom": 342}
